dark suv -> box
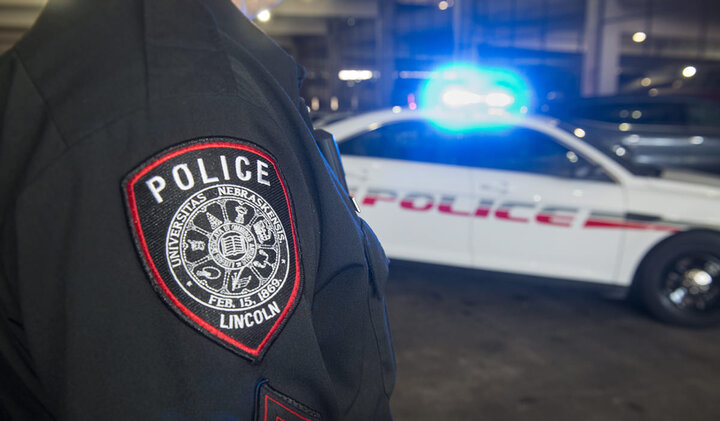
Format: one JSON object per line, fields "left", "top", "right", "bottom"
{"left": 541, "top": 95, "right": 720, "bottom": 175}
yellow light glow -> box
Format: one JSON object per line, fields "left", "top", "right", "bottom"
{"left": 573, "top": 128, "right": 586, "bottom": 138}
{"left": 438, "top": 1, "right": 449, "bottom": 10}
{"left": 618, "top": 123, "right": 631, "bottom": 132}
{"left": 682, "top": 66, "right": 697, "bottom": 78}
{"left": 632, "top": 32, "right": 647, "bottom": 43}
{"left": 257, "top": 9, "right": 271, "bottom": 22}
{"left": 640, "top": 77, "right": 652, "bottom": 87}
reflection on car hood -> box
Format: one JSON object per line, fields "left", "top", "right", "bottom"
{"left": 659, "top": 169, "right": 720, "bottom": 188}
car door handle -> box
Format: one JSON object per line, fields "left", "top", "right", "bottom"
{"left": 624, "top": 212, "right": 662, "bottom": 222}
{"left": 476, "top": 181, "right": 508, "bottom": 194}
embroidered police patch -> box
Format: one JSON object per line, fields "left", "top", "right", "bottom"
{"left": 123, "top": 138, "right": 301, "bottom": 361}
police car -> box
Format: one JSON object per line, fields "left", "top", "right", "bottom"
{"left": 320, "top": 108, "right": 720, "bottom": 326}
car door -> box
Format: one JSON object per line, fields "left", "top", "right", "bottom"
{"left": 461, "top": 126, "right": 627, "bottom": 283}
{"left": 338, "top": 120, "right": 475, "bottom": 267}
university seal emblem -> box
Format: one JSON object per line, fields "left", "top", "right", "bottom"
{"left": 122, "top": 138, "right": 301, "bottom": 361}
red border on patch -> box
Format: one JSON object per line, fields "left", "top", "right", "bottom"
{"left": 264, "top": 395, "right": 314, "bottom": 421}
{"left": 125, "top": 142, "right": 301, "bottom": 357}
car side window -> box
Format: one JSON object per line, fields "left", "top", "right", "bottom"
{"left": 577, "top": 102, "right": 686, "bottom": 125}
{"left": 457, "top": 128, "right": 613, "bottom": 181}
{"left": 687, "top": 103, "right": 720, "bottom": 127}
{"left": 338, "top": 121, "right": 612, "bottom": 182}
{"left": 576, "top": 104, "right": 625, "bottom": 123}
{"left": 627, "top": 103, "right": 686, "bottom": 125}
{"left": 338, "top": 121, "right": 459, "bottom": 165}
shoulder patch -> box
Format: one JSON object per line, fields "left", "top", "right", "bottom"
{"left": 122, "top": 138, "right": 302, "bottom": 361}
{"left": 256, "top": 382, "right": 322, "bottom": 421}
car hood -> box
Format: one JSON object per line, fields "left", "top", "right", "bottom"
{"left": 626, "top": 170, "right": 720, "bottom": 227}
{"left": 658, "top": 169, "right": 720, "bottom": 189}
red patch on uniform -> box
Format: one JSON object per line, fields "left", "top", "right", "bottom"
{"left": 256, "top": 382, "right": 321, "bottom": 421}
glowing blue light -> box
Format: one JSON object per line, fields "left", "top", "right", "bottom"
{"left": 418, "top": 63, "right": 533, "bottom": 131}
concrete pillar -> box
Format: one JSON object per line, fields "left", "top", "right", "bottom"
{"left": 582, "top": 0, "right": 622, "bottom": 96}
{"left": 376, "top": 0, "right": 395, "bottom": 108}
{"left": 327, "top": 19, "right": 342, "bottom": 111}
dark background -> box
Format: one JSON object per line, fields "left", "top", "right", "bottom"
{"left": 4, "top": 1, "right": 720, "bottom": 420}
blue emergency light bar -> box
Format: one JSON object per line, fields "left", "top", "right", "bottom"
{"left": 418, "top": 63, "right": 533, "bottom": 131}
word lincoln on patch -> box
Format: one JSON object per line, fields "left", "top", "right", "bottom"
{"left": 123, "top": 139, "right": 301, "bottom": 361}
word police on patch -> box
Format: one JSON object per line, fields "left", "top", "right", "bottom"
{"left": 123, "top": 138, "right": 301, "bottom": 361}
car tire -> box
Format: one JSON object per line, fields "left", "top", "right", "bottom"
{"left": 638, "top": 231, "right": 720, "bottom": 326}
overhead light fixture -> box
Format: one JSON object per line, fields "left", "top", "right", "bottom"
{"left": 632, "top": 32, "right": 647, "bottom": 43}
{"left": 640, "top": 77, "right": 652, "bottom": 87}
{"left": 438, "top": 1, "right": 449, "bottom": 10}
{"left": 338, "top": 69, "right": 374, "bottom": 81}
{"left": 682, "top": 66, "right": 697, "bottom": 78}
{"left": 257, "top": 9, "right": 271, "bottom": 22}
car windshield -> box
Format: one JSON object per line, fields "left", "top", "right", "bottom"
{"left": 554, "top": 121, "right": 663, "bottom": 177}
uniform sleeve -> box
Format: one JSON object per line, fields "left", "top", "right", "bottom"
{"left": 0, "top": 51, "right": 66, "bottom": 420}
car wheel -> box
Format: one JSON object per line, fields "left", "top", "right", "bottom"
{"left": 638, "top": 231, "right": 720, "bottom": 326}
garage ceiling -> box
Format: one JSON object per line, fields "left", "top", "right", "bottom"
{"left": 0, "top": 0, "right": 45, "bottom": 53}
{"left": 2, "top": 0, "right": 719, "bottom": 106}
{"left": 0, "top": 0, "right": 375, "bottom": 53}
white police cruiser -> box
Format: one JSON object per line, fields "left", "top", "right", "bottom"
{"left": 321, "top": 108, "right": 720, "bottom": 326}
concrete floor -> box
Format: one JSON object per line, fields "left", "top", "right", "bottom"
{"left": 386, "top": 261, "right": 720, "bottom": 421}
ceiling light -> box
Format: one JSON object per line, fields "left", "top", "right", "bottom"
{"left": 257, "top": 9, "right": 271, "bottom": 22}
{"left": 338, "top": 70, "right": 374, "bottom": 81}
{"left": 632, "top": 32, "right": 647, "bottom": 43}
{"left": 682, "top": 66, "right": 697, "bottom": 78}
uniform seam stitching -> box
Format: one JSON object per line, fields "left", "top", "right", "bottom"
{"left": 11, "top": 50, "right": 69, "bottom": 149}
{"left": 17, "top": 93, "right": 285, "bottom": 192}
